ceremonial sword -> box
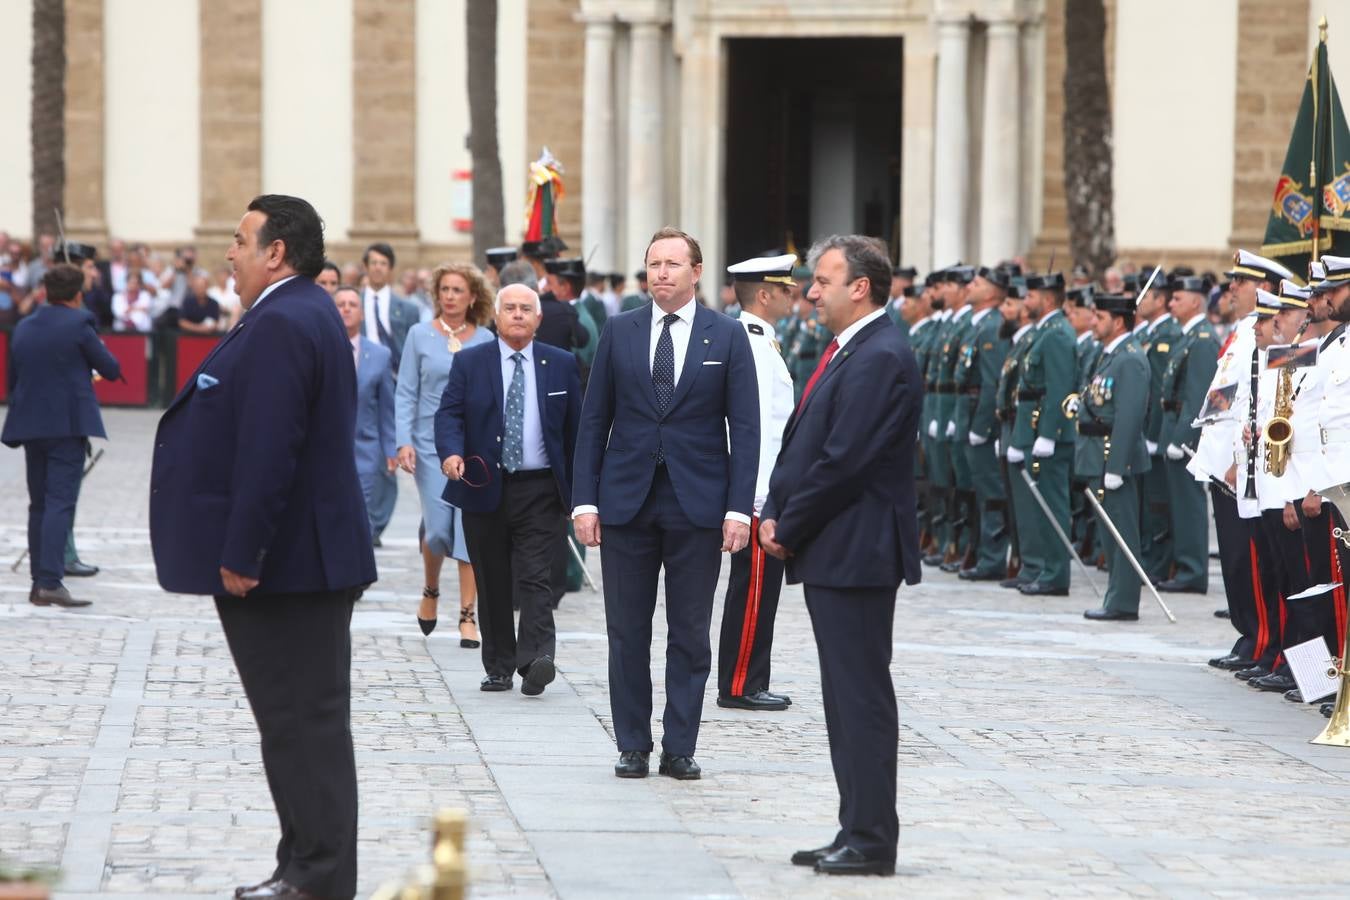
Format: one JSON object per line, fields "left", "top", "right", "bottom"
{"left": 1019, "top": 467, "right": 1102, "bottom": 598}
{"left": 1180, "top": 444, "right": 1238, "bottom": 500}
{"left": 1081, "top": 487, "right": 1177, "bottom": 623}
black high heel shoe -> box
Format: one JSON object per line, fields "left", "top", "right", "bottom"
{"left": 418, "top": 586, "right": 439, "bottom": 636}
{"left": 459, "top": 605, "right": 480, "bottom": 649}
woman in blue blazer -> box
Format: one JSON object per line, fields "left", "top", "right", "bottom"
{"left": 396, "top": 262, "right": 495, "bottom": 641}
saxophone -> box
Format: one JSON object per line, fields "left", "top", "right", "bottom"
{"left": 1263, "top": 363, "right": 1295, "bottom": 476}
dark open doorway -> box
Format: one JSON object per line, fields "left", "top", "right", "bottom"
{"left": 723, "top": 37, "right": 903, "bottom": 267}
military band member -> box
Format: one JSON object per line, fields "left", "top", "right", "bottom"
{"left": 1157, "top": 272, "right": 1219, "bottom": 594}
{"left": 997, "top": 285, "right": 1036, "bottom": 587}
{"left": 958, "top": 267, "right": 1013, "bottom": 580}
{"left": 1076, "top": 293, "right": 1151, "bottom": 620}
{"left": 1008, "top": 270, "right": 1077, "bottom": 596}
{"left": 716, "top": 255, "right": 798, "bottom": 711}
{"left": 1136, "top": 270, "right": 1181, "bottom": 584}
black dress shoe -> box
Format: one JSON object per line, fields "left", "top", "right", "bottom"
{"left": 1214, "top": 609, "right": 1231, "bottom": 619}
{"left": 1156, "top": 579, "right": 1206, "bottom": 594}
{"left": 235, "top": 878, "right": 277, "bottom": 898}
{"left": 236, "top": 879, "right": 319, "bottom": 899}
{"left": 938, "top": 560, "right": 962, "bottom": 573}
{"left": 1285, "top": 688, "right": 1308, "bottom": 703}
{"left": 64, "top": 559, "right": 99, "bottom": 577}
{"left": 31, "top": 586, "right": 91, "bottom": 608}
{"left": 922, "top": 553, "right": 944, "bottom": 567}
{"left": 791, "top": 843, "right": 838, "bottom": 867}
{"left": 521, "top": 656, "right": 556, "bottom": 696}
{"left": 480, "top": 674, "right": 513, "bottom": 692}
{"left": 658, "top": 752, "right": 701, "bottom": 780}
{"left": 1083, "top": 608, "right": 1138, "bottom": 621}
{"left": 814, "top": 846, "right": 895, "bottom": 876}
{"left": 1251, "top": 672, "right": 1296, "bottom": 692}
{"left": 958, "top": 568, "right": 1004, "bottom": 581}
{"left": 1234, "top": 665, "right": 1269, "bottom": 682}
{"left": 1208, "top": 654, "right": 1256, "bottom": 671}
{"left": 1019, "top": 582, "right": 1068, "bottom": 596}
{"left": 717, "top": 690, "right": 788, "bottom": 711}
{"left": 762, "top": 690, "right": 792, "bottom": 706}
{"left": 1324, "top": 702, "right": 1336, "bottom": 718}
{"left": 614, "top": 750, "right": 650, "bottom": 778}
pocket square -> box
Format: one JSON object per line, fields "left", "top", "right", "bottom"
{"left": 197, "top": 373, "right": 219, "bottom": 390}
{"left": 702, "top": 360, "right": 723, "bottom": 366}
{"left": 547, "top": 390, "right": 567, "bottom": 397}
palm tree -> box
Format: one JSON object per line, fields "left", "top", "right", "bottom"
{"left": 467, "top": 0, "right": 506, "bottom": 258}
{"left": 30, "top": 0, "right": 65, "bottom": 241}
{"left": 1062, "top": 0, "right": 1115, "bottom": 277}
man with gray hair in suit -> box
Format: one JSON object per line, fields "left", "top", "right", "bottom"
{"left": 333, "top": 284, "right": 396, "bottom": 539}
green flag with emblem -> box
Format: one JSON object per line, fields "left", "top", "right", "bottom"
{"left": 1262, "top": 18, "right": 1350, "bottom": 275}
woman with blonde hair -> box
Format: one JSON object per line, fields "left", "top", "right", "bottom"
{"left": 395, "top": 262, "right": 495, "bottom": 644}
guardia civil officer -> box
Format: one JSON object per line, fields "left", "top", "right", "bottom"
{"left": 2, "top": 264, "right": 121, "bottom": 608}
{"left": 996, "top": 284, "right": 1036, "bottom": 587}
{"left": 1076, "top": 292, "right": 1150, "bottom": 620}
{"left": 716, "top": 254, "right": 797, "bottom": 711}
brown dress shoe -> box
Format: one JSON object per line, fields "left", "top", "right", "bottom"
{"left": 31, "top": 586, "right": 91, "bottom": 608}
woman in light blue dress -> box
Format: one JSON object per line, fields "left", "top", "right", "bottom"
{"left": 395, "top": 262, "right": 495, "bottom": 643}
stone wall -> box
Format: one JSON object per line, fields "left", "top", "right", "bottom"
{"left": 64, "top": 0, "right": 105, "bottom": 244}
{"left": 525, "top": 0, "right": 586, "bottom": 251}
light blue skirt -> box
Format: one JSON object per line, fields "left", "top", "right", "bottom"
{"left": 412, "top": 445, "right": 469, "bottom": 562}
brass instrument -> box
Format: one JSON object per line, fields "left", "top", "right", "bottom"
{"left": 1263, "top": 363, "right": 1295, "bottom": 476}
{"left": 1313, "top": 483, "right": 1350, "bottom": 747}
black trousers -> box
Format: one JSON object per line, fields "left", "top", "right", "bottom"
{"left": 23, "top": 437, "right": 85, "bottom": 588}
{"left": 805, "top": 583, "right": 899, "bottom": 861}
{"left": 1211, "top": 486, "right": 1264, "bottom": 660}
{"left": 717, "top": 515, "right": 785, "bottom": 698}
{"left": 216, "top": 590, "right": 358, "bottom": 899}
{"left": 1298, "top": 506, "right": 1346, "bottom": 657}
{"left": 462, "top": 471, "right": 564, "bottom": 678}
{"left": 601, "top": 466, "right": 723, "bottom": 756}
{"left": 1258, "top": 508, "right": 1306, "bottom": 671}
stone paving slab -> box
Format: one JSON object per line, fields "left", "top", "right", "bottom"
{"left": 5, "top": 409, "right": 1350, "bottom": 897}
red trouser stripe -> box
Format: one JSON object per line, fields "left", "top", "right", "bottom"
{"left": 1332, "top": 527, "right": 1347, "bottom": 656}
{"left": 731, "top": 516, "right": 765, "bottom": 697}
{"left": 1250, "top": 537, "right": 1269, "bottom": 659}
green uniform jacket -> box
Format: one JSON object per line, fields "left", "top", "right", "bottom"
{"left": 582, "top": 293, "right": 608, "bottom": 331}
{"left": 621, "top": 293, "right": 649, "bottom": 312}
{"left": 938, "top": 308, "right": 974, "bottom": 437}
{"left": 1159, "top": 319, "right": 1220, "bottom": 452}
{"left": 959, "top": 308, "right": 1009, "bottom": 440}
{"left": 1074, "top": 336, "right": 1152, "bottom": 480}
{"left": 574, "top": 300, "right": 600, "bottom": 367}
{"left": 1141, "top": 315, "right": 1182, "bottom": 444}
{"left": 1075, "top": 335, "right": 1101, "bottom": 393}
{"left": 886, "top": 302, "right": 910, "bottom": 339}
{"left": 997, "top": 325, "right": 1035, "bottom": 446}
{"left": 1012, "top": 309, "right": 1077, "bottom": 449}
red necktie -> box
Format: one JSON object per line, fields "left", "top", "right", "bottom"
{"left": 797, "top": 338, "right": 840, "bottom": 411}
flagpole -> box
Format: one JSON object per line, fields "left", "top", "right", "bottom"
{"left": 1313, "top": 18, "right": 1324, "bottom": 260}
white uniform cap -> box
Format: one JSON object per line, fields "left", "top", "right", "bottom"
{"left": 727, "top": 253, "right": 798, "bottom": 286}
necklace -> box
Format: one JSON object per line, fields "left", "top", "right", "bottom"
{"left": 437, "top": 317, "right": 469, "bottom": 352}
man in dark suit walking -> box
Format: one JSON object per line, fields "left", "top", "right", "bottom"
{"left": 149, "top": 195, "right": 377, "bottom": 900}
{"left": 436, "top": 283, "right": 583, "bottom": 695}
{"left": 573, "top": 226, "right": 759, "bottom": 781}
{"left": 2, "top": 264, "right": 121, "bottom": 608}
{"left": 334, "top": 285, "right": 397, "bottom": 540}
{"left": 761, "top": 234, "right": 922, "bottom": 877}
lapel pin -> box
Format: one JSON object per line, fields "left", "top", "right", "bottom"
{"left": 703, "top": 338, "right": 710, "bottom": 344}
{"left": 540, "top": 358, "right": 548, "bottom": 365}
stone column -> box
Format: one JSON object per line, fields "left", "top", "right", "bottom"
{"left": 350, "top": 0, "right": 419, "bottom": 255}
{"left": 64, "top": 0, "right": 106, "bottom": 244}
{"left": 978, "top": 19, "right": 1022, "bottom": 263}
{"left": 625, "top": 19, "right": 665, "bottom": 271}
{"left": 677, "top": 27, "right": 722, "bottom": 299}
{"left": 581, "top": 17, "right": 617, "bottom": 273}
{"left": 931, "top": 18, "right": 971, "bottom": 267}
{"left": 902, "top": 26, "right": 937, "bottom": 269}
{"left": 195, "top": 0, "right": 262, "bottom": 256}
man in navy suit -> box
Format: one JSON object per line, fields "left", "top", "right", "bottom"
{"left": 435, "top": 283, "right": 582, "bottom": 695}
{"left": 149, "top": 195, "right": 376, "bottom": 900}
{"left": 573, "top": 226, "right": 759, "bottom": 781}
{"left": 761, "top": 234, "right": 922, "bottom": 877}
{"left": 334, "top": 285, "right": 397, "bottom": 539}
{"left": 2, "top": 264, "right": 121, "bottom": 608}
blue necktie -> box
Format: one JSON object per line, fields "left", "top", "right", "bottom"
{"left": 502, "top": 352, "right": 525, "bottom": 473}
{"left": 652, "top": 313, "right": 678, "bottom": 462}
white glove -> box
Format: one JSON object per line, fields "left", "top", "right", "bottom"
{"left": 1032, "top": 436, "right": 1056, "bottom": 458}
{"left": 1103, "top": 473, "right": 1124, "bottom": 491}
{"left": 927, "top": 421, "right": 938, "bottom": 439}
{"left": 945, "top": 421, "right": 956, "bottom": 438}
{"left": 1146, "top": 440, "right": 1159, "bottom": 456}
{"left": 994, "top": 438, "right": 1002, "bottom": 457}
{"left": 968, "top": 431, "right": 988, "bottom": 447}
{"left": 1166, "top": 443, "right": 1185, "bottom": 461}
{"left": 1007, "top": 446, "right": 1025, "bottom": 463}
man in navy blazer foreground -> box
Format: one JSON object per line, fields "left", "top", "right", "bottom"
{"left": 2, "top": 264, "right": 121, "bottom": 608}
{"left": 761, "top": 234, "right": 922, "bottom": 877}
{"left": 572, "top": 226, "right": 759, "bottom": 781}
{"left": 149, "top": 195, "right": 376, "bottom": 900}
{"left": 435, "top": 283, "right": 582, "bottom": 695}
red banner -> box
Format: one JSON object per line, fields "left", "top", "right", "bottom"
{"left": 94, "top": 333, "right": 150, "bottom": 407}
{"left": 176, "top": 335, "right": 220, "bottom": 394}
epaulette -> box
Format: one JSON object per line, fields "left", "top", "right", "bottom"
{"left": 746, "top": 323, "right": 764, "bottom": 336}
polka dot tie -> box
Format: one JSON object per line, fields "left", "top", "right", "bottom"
{"left": 503, "top": 352, "right": 525, "bottom": 473}
{"left": 652, "top": 313, "right": 679, "bottom": 463}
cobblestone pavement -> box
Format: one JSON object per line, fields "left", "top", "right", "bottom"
{"left": 5, "top": 409, "right": 1350, "bottom": 898}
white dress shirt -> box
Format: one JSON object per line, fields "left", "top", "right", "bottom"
{"left": 739, "top": 310, "right": 795, "bottom": 516}
{"left": 499, "top": 338, "right": 548, "bottom": 471}
{"left": 364, "top": 285, "right": 392, "bottom": 343}
{"left": 1181, "top": 313, "right": 1207, "bottom": 334}
{"left": 833, "top": 305, "right": 890, "bottom": 351}
{"left": 648, "top": 295, "right": 698, "bottom": 374}
{"left": 250, "top": 275, "right": 298, "bottom": 314}
{"left": 350, "top": 334, "right": 361, "bottom": 369}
